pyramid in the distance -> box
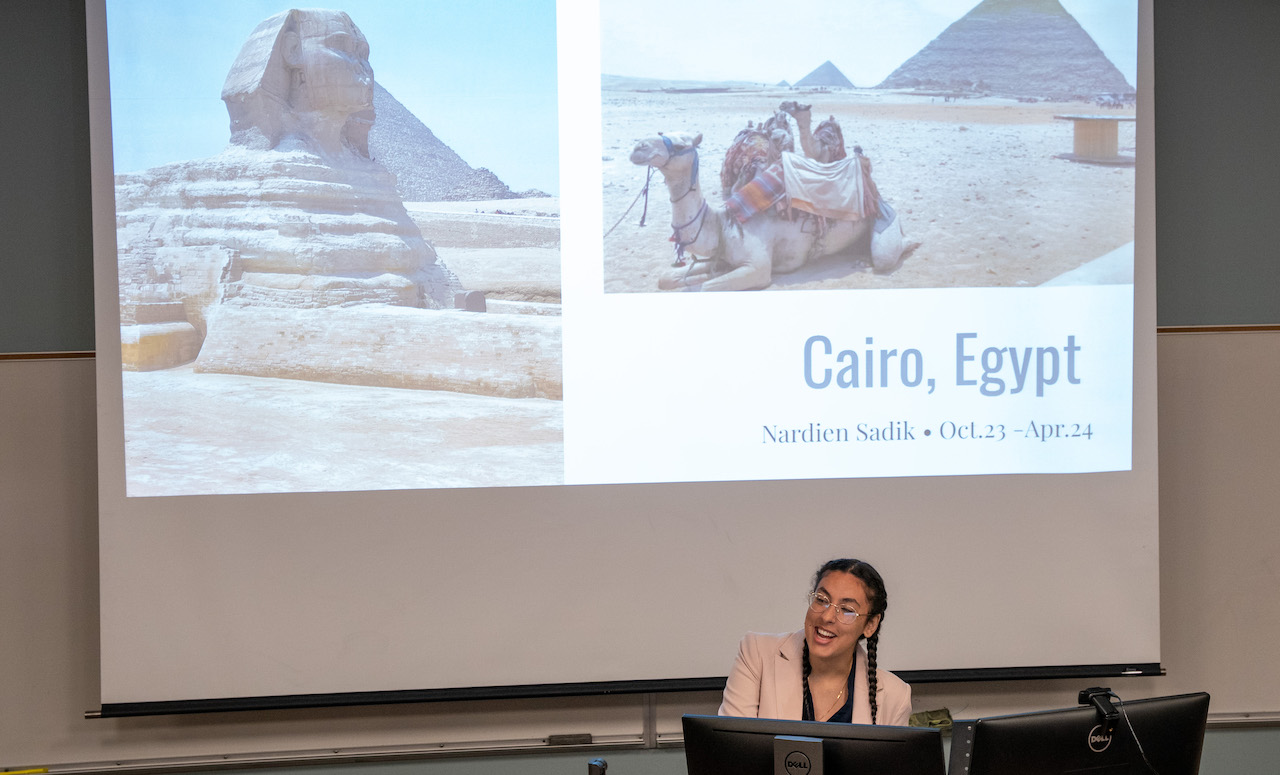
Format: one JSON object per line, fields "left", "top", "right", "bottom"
{"left": 367, "top": 82, "right": 521, "bottom": 202}
{"left": 794, "top": 61, "right": 855, "bottom": 89}
{"left": 877, "top": 0, "right": 1133, "bottom": 98}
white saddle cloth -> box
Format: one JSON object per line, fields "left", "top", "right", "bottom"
{"left": 779, "top": 152, "right": 870, "bottom": 221}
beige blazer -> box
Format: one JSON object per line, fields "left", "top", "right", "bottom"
{"left": 718, "top": 630, "right": 912, "bottom": 726}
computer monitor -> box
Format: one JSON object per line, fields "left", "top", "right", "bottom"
{"left": 948, "top": 691, "right": 1210, "bottom": 775}
{"left": 683, "top": 714, "right": 946, "bottom": 775}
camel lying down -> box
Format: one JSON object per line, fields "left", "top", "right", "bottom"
{"left": 629, "top": 132, "right": 906, "bottom": 292}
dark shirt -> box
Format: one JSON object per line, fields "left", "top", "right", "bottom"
{"left": 801, "top": 665, "right": 857, "bottom": 723}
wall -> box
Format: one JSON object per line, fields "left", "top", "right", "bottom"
{"left": 2, "top": 0, "right": 1279, "bottom": 773}
{"left": 0, "top": 0, "right": 94, "bottom": 354}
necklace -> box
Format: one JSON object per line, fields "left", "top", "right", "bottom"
{"left": 806, "top": 651, "right": 855, "bottom": 721}
{"left": 820, "top": 686, "right": 847, "bottom": 720}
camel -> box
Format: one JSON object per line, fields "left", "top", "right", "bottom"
{"left": 779, "top": 100, "right": 846, "bottom": 163}
{"left": 630, "top": 131, "right": 883, "bottom": 292}
{"left": 778, "top": 100, "right": 911, "bottom": 270}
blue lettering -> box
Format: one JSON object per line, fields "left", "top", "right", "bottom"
{"left": 804, "top": 335, "right": 832, "bottom": 388}
{"left": 956, "top": 333, "right": 977, "bottom": 386}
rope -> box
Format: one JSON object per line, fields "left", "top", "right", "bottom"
{"left": 603, "top": 166, "right": 654, "bottom": 239}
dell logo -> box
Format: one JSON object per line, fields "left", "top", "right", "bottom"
{"left": 784, "top": 752, "right": 812, "bottom": 773}
{"left": 1088, "top": 724, "right": 1113, "bottom": 753}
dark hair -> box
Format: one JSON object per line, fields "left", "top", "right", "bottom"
{"left": 801, "top": 558, "right": 889, "bottom": 724}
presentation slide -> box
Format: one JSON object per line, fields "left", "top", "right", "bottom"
{"left": 90, "top": 0, "right": 1154, "bottom": 711}
{"left": 582, "top": 0, "right": 1137, "bottom": 484}
{"left": 103, "top": 0, "right": 1136, "bottom": 496}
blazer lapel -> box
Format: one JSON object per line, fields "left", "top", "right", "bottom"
{"left": 850, "top": 643, "right": 871, "bottom": 723}
{"left": 773, "top": 630, "right": 806, "bottom": 720}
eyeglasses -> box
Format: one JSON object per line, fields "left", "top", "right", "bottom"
{"left": 807, "top": 591, "right": 866, "bottom": 625}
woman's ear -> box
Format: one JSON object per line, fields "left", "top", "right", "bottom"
{"left": 863, "top": 613, "right": 881, "bottom": 639}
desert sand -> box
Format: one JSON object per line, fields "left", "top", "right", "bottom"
{"left": 123, "top": 364, "right": 563, "bottom": 496}
{"left": 601, "top": 86, "right": 1136, "bottom": 292}
{"left": 122, "top": 203, "right": 564, "bottom": 496}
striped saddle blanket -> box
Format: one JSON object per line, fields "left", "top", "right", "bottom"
{"left": 724, "top": 162, "right": 786, "bottom": 224}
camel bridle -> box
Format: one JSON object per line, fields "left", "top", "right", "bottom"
{"left": 658, "top": 135, "right": 709, "bottom": 267}
{"left": 669, "top": 200, "right": 708, "bottom": 267}
{"left": 658, "top": 135, "right": 700, "bottom": 203}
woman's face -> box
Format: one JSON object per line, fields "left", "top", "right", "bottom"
{"left": 804, "top": 571, "right": 881, "bottom": 664}
{"left": 288, "top": 13, "right": 374, "bottom": 114}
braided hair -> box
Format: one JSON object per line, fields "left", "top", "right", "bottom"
{"left": 801, "top": 640, "right": 815, "bottom": 720}
{"left": 808, "top": 558, "right": 889, "bottom": 724}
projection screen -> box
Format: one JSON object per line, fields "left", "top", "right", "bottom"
{"left": 89, "top": 0, "right": 1157, "bottom": 714}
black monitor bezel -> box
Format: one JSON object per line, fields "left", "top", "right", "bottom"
{"left": 948, "top": 691, "right": 1210, "bottom": 775}
{"left": 683, "top": 713, "right": 946, "bottom": 775}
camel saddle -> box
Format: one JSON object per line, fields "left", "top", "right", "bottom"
{"left": 780, "top": 152, "right": 879, "bottom": 221}
{"left": 725, "top": 151, "right": 881, "bottom": 225}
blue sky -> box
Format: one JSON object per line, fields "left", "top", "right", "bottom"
{"left": 600, "top": 0, "right": 1138, "bottom": 90}
{"left": 105, "top": 0, "right": 559, "bottom": 194}
{"left": 104, "top": 1, "right": 1137, "bottom": 197}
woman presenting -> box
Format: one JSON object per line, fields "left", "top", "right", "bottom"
{"left": 718, "top": 558, "right": 912, "bottom": 726}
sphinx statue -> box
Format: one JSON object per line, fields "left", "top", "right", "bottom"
{"left": 116, "top": 9, "right": 460, "bottom": 369}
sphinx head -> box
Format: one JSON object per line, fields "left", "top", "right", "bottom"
{"left": 221, "top": 9, "right": 375, "bottom": 158}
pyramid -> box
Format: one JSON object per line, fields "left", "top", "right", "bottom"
{"left": 795, "top": 61, "right": 855, "bottom": 89}
{"left": 367, "top": 82, "right": 521, "bottom": 202}
{"left": 876, "top": 0, "right": 1133, "bottom": 98}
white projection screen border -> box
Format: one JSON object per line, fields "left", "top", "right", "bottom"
{"left": 88, "top": 0, "right": 1157, "bottom": 714}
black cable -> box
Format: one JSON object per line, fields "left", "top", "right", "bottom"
{"left": 1107, "top": 690, "right": 1160, "bottom": 775}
